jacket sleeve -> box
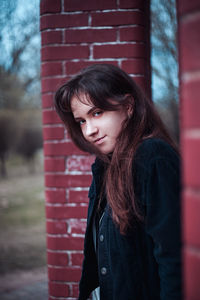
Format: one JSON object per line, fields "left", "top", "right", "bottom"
{"left": 145, "top": 156, "right": 182, "bottom": 300}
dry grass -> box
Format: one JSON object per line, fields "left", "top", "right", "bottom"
{"left": 0, "top": 153, "right": 46, "bottom": 275}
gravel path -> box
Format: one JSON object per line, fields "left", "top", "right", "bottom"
{"left": 0, "top": 267, "right": 48, "bottom": 300}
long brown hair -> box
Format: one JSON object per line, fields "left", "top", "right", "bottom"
{"left": 54, "top": 64, "right": 177, "bottom": 234}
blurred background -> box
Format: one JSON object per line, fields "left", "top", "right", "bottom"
{"left": 0, "top": 0, "right": 47, "bottom": 296}
{"left": 0, "top": 0, "right": 178, "bottom": 297}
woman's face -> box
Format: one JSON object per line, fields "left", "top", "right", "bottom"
{"left": 71, "top": 93, "right": 128, "bottom": 154}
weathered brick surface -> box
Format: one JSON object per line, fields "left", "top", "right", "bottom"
{"left": 44, "top": 157, "right": 65, "bottom": 172}
{"left": 91, "top": 11, "right": 145, "bottom": 26}
{"left": 182, "top": 79, "right": 200, "bottom": 128}
{"left": 41, "top": 94, "right": 53, "bottom": 109}
{"left": 49, "top": 282, "right": 70, "bottom": 298}
{"left": 178, "top": 0, "right": 200, "bottom": 14}
{"left": 40, "top": 0, "right": 61, "bottom": 15}
{"left": 68, "top": 190, "right": 89, "bottom": 204}
{"left": 178, "top": 1, "right": 200, "bottom": 300}
{"left": 40, "top": 0, "right": 150, "bottom": 298}
{"left": 47, "top": 251, "right": 69, "bottom": 266}
{"left": 64, "top": 0, "right": 117, "bottom": 11}
{"left": 47, "top": 236, "right": 84, "bottom": 251}
{"left": 65, "top": 60, "right": 118, "bottom": 76}
{"left": 183, "top": 189, "right": 200, "bottom": 248}
{"left": 41, "top": 45, "right": 90, "bottom": 61}
{"left": 41, "top": 62, "right": 63, "bottom": 77}
{"left": 43, "top": 126, "right": 64, "bottom": 140}
{"left": 48, "top": 266, "right": 81, "bottom": 281}
{"left": 65, "top": 28, "right": 117, "bottom": 43}
{"left": 179, "top": 14, "right": 200, "bottom": 71}
{"left": 46, "top": 205, "right": 88, "bottom": 219}
{"left": 120, "top": 26, "right": 146, "bottom": 42}
{"left": 40, "top": 14, "right": 88, "bottom": 30}
{"left": 45, "top": 189, "right": 66, "bottom": 204}
{"left": 46, "top": 220, "right": 68, "bottom": 234}
{"left": 93, "top": 44, "right": 146, "bottom": 59}
{"left": 66, "top": 155, "right": 95, "bottom": 172}
{"left": 41, "top": 30, "right": 62, "bottom": 46}
{"left": 183, "top": 249, "right": 200, "bottom": 300}
{"left": 119, "top": 0, "right": 145, "bottom": 9}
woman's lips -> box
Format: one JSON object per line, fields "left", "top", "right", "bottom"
{"left": 94, "top": 136, "right": 106, "bottom": 145}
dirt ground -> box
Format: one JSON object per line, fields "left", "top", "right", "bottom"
{"left": 0, "top": 267, "right": 47, "bottom": 293}
{"left": 0, "top": 155, "right": 47, "bottom": 298}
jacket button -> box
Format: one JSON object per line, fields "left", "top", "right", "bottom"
{"left": 100, "top": 234, "right": 104, "bottom": 242}
{"left": 101, "top": 267, "right": 107, "bottom": 275}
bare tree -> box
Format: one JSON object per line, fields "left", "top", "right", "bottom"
{"left": 17, "top": 127, "right": 43, "bottom": 173}
{"left": 0, "top": 0, "right": 41, "bottom": 108}
{"left": 0, "top": 111, "right": 18, "bottom": 177}
{"left": 151, "top": 0, "right": 179, "bottom": 142}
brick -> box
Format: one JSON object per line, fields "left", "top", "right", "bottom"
{"left": 42, "top": 110, "right": 62, "bottom": 124}
{"left": 46, "top": 205, "right": 87, "bottom": 219}
{"left": 49, "top": 282, "right": 70, "bottom": 297}
{"left": 71, "top": 253, "right": 84, "bottom": 266}
{"left": 93, "top": 44, "right": 145, "bottom": 59}
{"left": 182, "top": 137, "right": 200, "bottom": 188}
{"left": 47, "top": 236, "right": 84, "bottom": 250}
{"left": 181, "top": 79, "right": 200, "bottom": 128}
{"left": 48, "top": 266, "right": 81, "bottom": 282}
{"left": 40, "top": 0, "right": 61, "bottom": 15}
{"left": 41, "top": 45, "right": 89, "bottom": 61}
{"left": 41, "top": 62, "right": 63, "bottom": 77}
{"left": 121, "top": 59, "right": 146, "bottom": 74}
{"left": 72, "top": 284, "right": 79, "bottom": 298}
{"left": 42, "top": 94, "right": 54, "bottom": 109}
{"left": 41, "top": 77, "right": 66, "bottom": 93}
{"left": 66, "top": 155, "right": 95, "bottom": 172}
{"left": 43, "top": 126, "right": 64, "bottom": 140}
{"left": 68, "top": 219, "right": 87, "bottom": 234}
{"left": 119, "top": 0, "right": 145, "bottom": 9}
{"left": 41, "top": 30, "right": 62, "bottom": 46}
{"left": 43, "top": 141, "right": 84, "bottom": 156}
{"left": 44, "top": 157, "right": 65, "bottom": 172}
{"left": 46, "top": 220, "right": 68, "bottom": 234}
{"left": 46, "top": 205, "right": 88, "bottom": 219}
{"left": 65, "top": 28, "right": 117, "bottom": 44}
{"left": 183, "top": 189, "right": 200, "bottom": 248}
{"left": 132, "top": 76, "right": 146, "bottom": 92}
{"left": 45, "top": 189, "right": 66, "bottom": 203}
{"left": 68, "top": 189, "right": 89, "bottom": 204}
{"left": 180, "top": 15, "right": 200, "bottom": 72}
{"left": 91, "top": 11, "right": 144, "bottom": 27}
{"left": 64, "top": 0, "right": 116, "bottom": 11}
{"left": 40, "top": 14, "right": 88, "bottom": 31}
{"left": 65, "top": 60, "right": 118, "bottom": 75}
{"left": 184, "top": 249, "right": 200, "bottom": 300}
{"left": 178, "top": 0, "right": 200, "bottom": 14}
{"left": 47, "top": 251, "right": 69, "bottom": 266}
{"left": 45, "top": 173, "right": 92, "bottom": 188}
{"left": 120, "top": 26, "right": 145, "bottom": 42}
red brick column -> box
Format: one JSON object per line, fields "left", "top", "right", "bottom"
{"left": 40, "top": 0, "right": 150, "bottom": 298}
{"left": 177, "top": 1, "right": 200, "bottom": 299}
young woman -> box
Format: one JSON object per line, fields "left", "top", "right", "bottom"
{"left": 54, "top": 64, "right": 182, "bottom": 300}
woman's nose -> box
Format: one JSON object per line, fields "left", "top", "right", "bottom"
{"left": 85, "top": 121, "right": 98, "bottom": 137}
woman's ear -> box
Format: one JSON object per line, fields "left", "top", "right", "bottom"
{"left": 124, "top": 94, "right": 134, "bottom": 118}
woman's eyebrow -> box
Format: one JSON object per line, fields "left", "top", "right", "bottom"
{"left": 73, "top": 106, "right": 97, "bottom": 121}
{"left": 87, "top": 106, "right": 96, "bottom": 115}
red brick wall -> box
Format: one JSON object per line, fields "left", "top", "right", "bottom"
{"left": 177, "top": 1, "right": 200, "bottom": 299}
{"left": 40, "top": 0, "right": 150, "bottom": 298}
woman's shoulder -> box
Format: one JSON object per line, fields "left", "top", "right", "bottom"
{"left": 134, "top": 137, "right": 179, "bottom": 166}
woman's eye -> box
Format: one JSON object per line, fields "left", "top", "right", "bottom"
{"left": 93, "top": 111, "right": 102, "bottom": 117}
{"left": 79, "top": 120, "right": 85, "bottom": 126}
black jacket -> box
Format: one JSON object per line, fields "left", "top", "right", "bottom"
{"left": 78, "top": 138, "right": 182, "bottom": 300}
